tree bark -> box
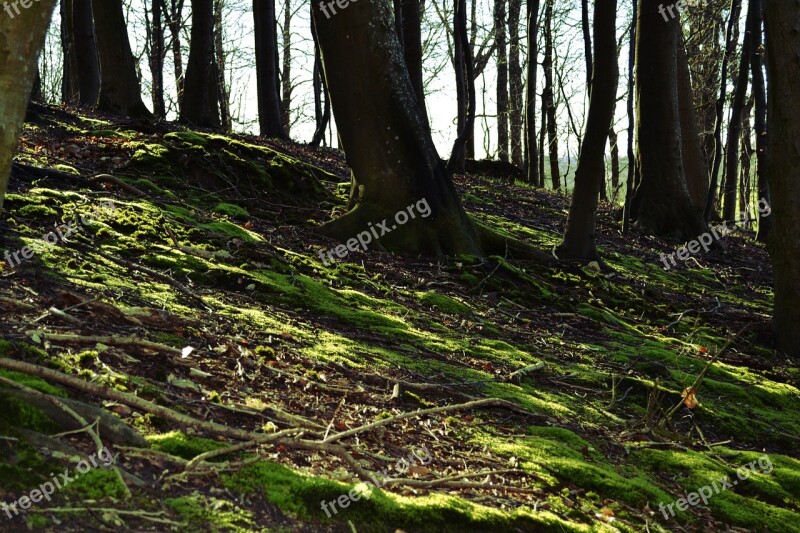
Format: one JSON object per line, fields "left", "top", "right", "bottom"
{"left": 508, "top": 0, "right": 523, "bottom": 167}
{"left": 181, "top": 0, "right": 221, "bottom": 128}
{"left": 91, "top": 0, "right": 151, "bottom": 117}
{"left": 163, "top": 0, "right": 185, "bottom": 103}
{"left": 73, "top": 0, "right": 99, "bottom": 106}
{"left": 722, "top": 0, "right": 756, "bottom": 223}
{"left": 525, "top": 0, "right": 540, "bottom": 184}
{"left": 313, "top": 0, "right": 484, "bottom": 256}
{"left": 751, "top": 0, "right": 770, "bottom": 243}
{"left": 0, "top": 0, "right": 58, "bottom": 211}
{"left": 677, "top": 37, "right": 708, "bottom": 211}
{"left": 281, "top": 0, "right": 292, "bottom": 135}
{"left": 556, "top": 0, "right": 618, "bottom": 262}
{"left": 254, "top": 0, "right": 285, "bottom": 138}
{"left": 309, "top": 8, "right": 330, "bottom": 148}
{"left": 630, "top": 0, "right": 708, "bottom": 239}
{"left": 61, "top": 0, "right": 79, "bottom": 103}
{"left": 448, "top": 0, "right": 475, "bottom": 174}
{"left": 495, "top": 0, "right": 509, "bottom": 162}
{"left": 149, "top": 0, "right": 166, "bottom": 117}
{"left": 401, "top": 0, "right": 429, "bottom": 129}
{"left": 214, "top": 0, "right": 231, "bottom": 131}
{"left": 543, "top": 0, "right": 560, "bottom": 189}
{"left": 765, "top": 0, "right": 800, "bottom": 356}
{"left": 704, "top": 0, "right": 742, "bottom": 221}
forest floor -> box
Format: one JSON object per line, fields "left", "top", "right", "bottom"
{"left": 0, "top": 104, "right": 797, "bottom": 533}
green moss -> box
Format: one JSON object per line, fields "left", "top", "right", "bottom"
{"left": 212, "top": 203, "right": 250, "bottom": 218}
{"left": 165, "top": 494, "right": 257, "bottom": 532}
{"left": 417, "top": 291, "right": 473, "bottom": 316}
{"left": 147, "top": 431, "right": 229, "bottom": 460}
{"left": 64, "top": 467, "right": 128, "bottom": 499}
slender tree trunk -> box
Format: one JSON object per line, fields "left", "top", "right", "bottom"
{"left": 622, "top": 0, "right": 637, "bottom": 233}
{"left": 608, "top": 127, "right": 619, "bottom": 200}
{"left": 751, "top": 0, "right": 770, "bottom": 242}
{"left": 581, "top": 0, "right": 592, "bottom": 94}
{"left": 61, "top": 0, "right": 79, "bottom": 103}
{"left": 496, "top": 0, "right": 509, "bottom": 161}
{"left": 181, "top": 0, "right": 220, "bottom": 127}
{"left": 309, "top": 9, "right": 330, "bottom": 148}
{"left": 765, "top": 0, "right": 800, "bottom": 356}
{"left": 163, "top": 0, "right": 185, "bottom": 103}
{"left": 254, "top": 0, "right": 285, "bottom": 137}
{"left": 704, "top": 0, "right": 743, "bottom": 220}
{"left": 213, "top": 0, "right": 230, "bottom": 130}
{"left": 0, "top": 0, "right": 58, "bottom": 211}
{"left": 91, "top": 0, "right": 151, "bottom": 117}
{"left": 525, "top": 0, "right": 540, "bottom": 184}
{"left": 150, "top": 0, "right": 166, "bottom": 117}
{"left": 73, "top": 0, "right": 99, "bottom": 106}
{"left": 312, "top": 0, "right": 485, "bottom": 256}
{"left": 631, "top": 0, "right": 708, "bottom": 239}
{"left": 281, "top": 0, "right": 292, "bottom": 135}
{"left": 556, "top": 0, "right": 618, "bottom": 262}
{"left": 508, "top": 0, "right": 523, "bottom": 167}
{"left": 722, "top": 0, "right": 755, "bottom": 223}
{"left": 448, "top": 0, "right": 476, "bottom": 174}
{"left": 538, "top": 91, "right": 546, "bottom": 187}
{"left": 543, "top": 0, "right": 560, "bottom": 189}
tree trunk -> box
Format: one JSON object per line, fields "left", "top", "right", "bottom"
{"left": 508, "top": 0, "right": 523, "bottom": 167}
{"left": 163, "top": 0, "right": 185, "bottom": 103}
{"left": 91, "top": 0, "right": 151, "bottom": 117}
{"left": 631, "top": 0, "right": 708, "bottom": 239}
{"left": 181, "top": 0, "right": 220, "bottom": 127}
{"left": 765, "top": 0, "right": 800, "bottom": 356}
{"left": 149, "top": 0, "right": 166, "bottom": 117}
{"left": 677, "top": 37, "right": 708, "bottom": 211}
{"left": 581, "top": 0, "right": 592, "bottom": 94}
{"left": 621, "top": 0, "right": 636, "bottom": 234}
{"left": 525, "top": 0, "right": 540, "bottom": 184}
{"left": 495, "top": 0, "right": 509, "bottom": 162}
{"left": 751, "top": 0, "right": 770, "bottom": 243}
{"left": 704, "top": 0, "right": 743, "bottom": 220}
{"left": 73, "top": 0, "right": 99, "bottom": 106}
{"left": 722, "top": 0, "right": 756, "bottom": 223}
{"left": 61, "top": 0, "right": 79, "bottom": 103}
{"left": 0, "top": 1, "right": 58, "bottom": 211}
{"left": 556, "top": 0, "right": 618, "bottom": 262}
{"left": 608, "top": 127, "right": 619, "bottom": 200}
{"left": 309, "top": 8, "right": 330, "bottom": 148}
{"left": 253, "top": 0, "right": 285, "bottom": 138}
{"left": 281, "top": 0, "right": 292, "bottom": 135}
{"left": 214, "top": 0, "right": 231, "bottom": 131}
{"left": 401, "top": 0, "right": 429, "bottom": 129}
{"left": 312, "top": 0, "right": 484, "bottom": 256}
{"left": 543, "top": 0, "right": 560, "bottom": 190}
{"left": 448, "top": 0, "right": 475, "bottom": 174}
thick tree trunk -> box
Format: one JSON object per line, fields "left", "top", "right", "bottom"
{"left": 181, "top": 0, "right": 220, "bottom": 127}
{"left": 91, "top": 0, "right": 151, "bottom": 117}
{"left": 525, "top": 0, "right": 540, "bottom": 184}
{"left": 73, "top": 0, "right": 99, "bottom": 106}
{"left": 401, "top": 0, "right": 429, "bottom": 129}
{"left": 722, "top": 0, "right": 755, "bottom": 223}
{"left": 496, "top": 0, "right": 509, "bottom": 162}
{"left": 765, "top": 0, "right": 800, "bottom": 356}
{"left": 677, "top": 38, "right": 708, "bottom": 211}
{"left": 254, "top": 0, "right": 285, "bottom": 138}
{"left": 556, "top": 0, "right": 618, "bottom": 262}
{"left": 313, "top": 0, "right": 483, "bottom": 256}
{"left": 0, "top": 1, "right": 58, "bottom": 211}
{"left": 751, "top": 0, "right": 770, "bottom": 243}
{"left": 631, "top": 0, "right": 708, "bottom": 239}
{"left": 543, "top": 0, "right": 560, "bottom": 189}
{"left": 508, "top": 0, "right": 523, "bottom": 167}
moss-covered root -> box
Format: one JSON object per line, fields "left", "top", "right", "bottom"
{"left": 475, "top": 220, "right": 556, "bottom": 264}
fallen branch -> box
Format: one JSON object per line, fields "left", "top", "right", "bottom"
{"left": 89, "top": 174, "right": 147, "bottom": 196}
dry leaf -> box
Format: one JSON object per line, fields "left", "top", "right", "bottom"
{"left": 682, "top": 387, "right": 699, "bottom": 409}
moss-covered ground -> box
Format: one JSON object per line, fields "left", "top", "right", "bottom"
{"left": 0, "top": 105, "right": 797, "bottom": 532}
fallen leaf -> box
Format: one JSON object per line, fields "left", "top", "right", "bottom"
{"left": 682, "top": 387, "right": 699, "bottom": 409}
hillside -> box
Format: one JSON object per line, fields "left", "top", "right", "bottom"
{"left": 0, "top": 105, "right": 797, "bottom": 532}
